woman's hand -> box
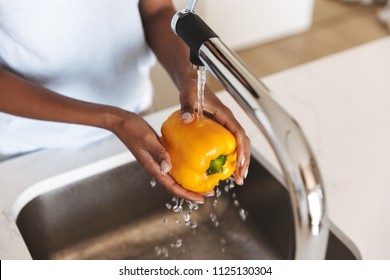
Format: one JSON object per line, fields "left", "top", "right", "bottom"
{"left": 139, "top": 0, "right": 250, "bottom": 191}
{"left": 111, "top": 109, "right": 205, "bottom": 203}
{"left": 179, "top": 79, "right": 251, "bottom": 187}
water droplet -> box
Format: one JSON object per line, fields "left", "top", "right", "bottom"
{"left": 224, "top": 185, "right": 229, "bottom": 193}
{"left": 239, "top": 208, "right": 248, "bottom": 221}
{"left": 220, "top": 238, "right": 226, "bottom": 245}
{"left": 229, "top": 182, "right": 235, "bottom": 189}
{"left": 215, "top": 187, "right": 222, "bottom": 197}
{"left": 210, "top": 213, "right": 219, "bottom": 227}
{"left": 155, "top": 246, "right": 161, "bottom": 256}
{"left": 234, "top": 200, "right": 239, "bottom": 207}
{"left": 221, "top": 247, "right": 226, "bottom": 253}
{"left": 175, "top": 239, "right": 183, "bottom": 248}
{"left": 150, "top": 178, "right": 156, "bottom": 187}
{"left": 213, "top": 199, "right": 218, "bottom": 208}
{"left": 161, "top": 247, "right": 169, "bottom": 258}
{"left": 165, "top": 203, "right": 172, "bottom": 210}
{"left": 183, "top": 213, "right": 191, "bottom": 224}
{"left": 192, "top": 202, "right": 199, "bottom": 211}
{"left": 186, "top": 200, "right": 199, "bottom": 211}
{"left": 190, "top": 221, "right": 198, "bottom": 229}
{"left": 155, "top": 246, "right": 169, "bottom": 258}
{"left": 173, "top": 198, "right": 184, "bottom": 213}
{"left": 232, "top": 192, "right": 237, "bottom": 199}
{"left": 163, "top": 218, "right": 168, "bottom": 224}
{"left": 186, "top": 200, "right": 194, "bottom": 210}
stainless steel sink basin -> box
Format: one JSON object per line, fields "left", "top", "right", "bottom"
{"left": 15, "top": 155, "right": 360, "bottom": 260}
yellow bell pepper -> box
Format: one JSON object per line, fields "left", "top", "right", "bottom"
{"left": 161, "top": 110, "right": 237, "bottom": 193}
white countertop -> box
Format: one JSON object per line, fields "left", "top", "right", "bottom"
{"left": 1, "top": 37, "right": 389, "bottom": 260}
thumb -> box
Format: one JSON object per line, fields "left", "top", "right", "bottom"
{"left": 180, "top": 98, "right": 195, "bottom": 124}
{"left": 180, "top": 104, "right": 195, "bottom": 124}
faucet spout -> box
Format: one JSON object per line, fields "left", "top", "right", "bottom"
{"left": 172, "top": 9, "right": 329, "bottom": 259}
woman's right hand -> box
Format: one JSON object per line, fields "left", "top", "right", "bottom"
{"left": 110, "top": 109, "right": 206, "bottom": 204}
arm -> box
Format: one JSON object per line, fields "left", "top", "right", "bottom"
{"left": 0, "top": 66, "right": 124, "bottom": 131}
{"left": 139, "top": 0, "right": 250, "bottom": 186}
{"left": 0, "top": 66, "right": 204, "bottom": 202}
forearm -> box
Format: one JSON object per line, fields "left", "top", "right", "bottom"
{"left": 0, "top": 67, "right": 128, "bottom": 132}
{"left": 139, "top": 1, "right": 197, "bottom": 91}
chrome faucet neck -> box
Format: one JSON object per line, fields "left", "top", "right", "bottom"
{"left": 172, "top": 7, "right": 330, "bottom": 260}
{"left": 187, "top": 0, "right": 199, "bottom": 13}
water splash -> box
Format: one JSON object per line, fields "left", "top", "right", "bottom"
{"left": 154, "top": 174, "right": 251, "bottom": 258}
{"left": 156, "top": 196, "right": 202, "bottom": 258}
{"left": 172, "top": 197, "right": 184, "bottom": 213}
{"left": 187, "top": 200, "right": 199, "bottom": 211}
{"left": 150, "top": 178, "right": 156, "bottom": 187}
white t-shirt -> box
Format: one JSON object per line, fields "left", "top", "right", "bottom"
{"left": 0, "top": 0, "right": 156, "bottom": 155}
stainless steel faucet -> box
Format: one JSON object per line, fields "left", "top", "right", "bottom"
{"left": 172, "top": 3, "right": 329, "bottom": 259}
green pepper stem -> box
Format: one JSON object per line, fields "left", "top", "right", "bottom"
{"left": 206, "top": 155, "right": 227, "bottom": 175}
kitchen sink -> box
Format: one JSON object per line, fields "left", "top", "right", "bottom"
{"left": 15, "top": 154, "right": 360, "bottom": 260}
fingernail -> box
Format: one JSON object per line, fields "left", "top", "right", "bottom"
{"left": 239, "top": 156, "right": 245, "bottom": 167}
{"left": 244, "top": 167, "right": 249, "bottom": 179}
{"left": 160, "top": 160, "right": 170, "bottom": 175}
{"left": 204, "top": 191, "right": 215, "bottom": 197}
{"left": 237, "top": 177, "right": 244, "bottom": 186}
{"left": 195, "top": 200, "right": 204, "bottom": 204}
{"left": 181, "top": 112, "right": 193, "bottom": 123}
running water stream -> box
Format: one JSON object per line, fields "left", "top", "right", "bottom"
{"left": 196, "top": 68, "right": 207, "bottom": 120}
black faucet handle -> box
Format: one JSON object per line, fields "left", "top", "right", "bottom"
{"left": 190, "top": 50, "right": 204, "bottom": 69}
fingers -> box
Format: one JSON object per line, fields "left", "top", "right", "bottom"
{"left": 223, "top": 111, "right": 251, "bottom": 186}
{"left": 116, "top": 114, "right": 205, "bottom": 203}
{"left": 138, "top": 133, "right": 205, "bottom": 203}
{"left": 204, "top": 94, "right": 251, "bottom": 186}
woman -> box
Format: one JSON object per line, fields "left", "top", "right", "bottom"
{"left": 0, "top": 0, "right": 250, "bottom": 203}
